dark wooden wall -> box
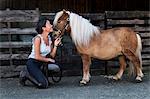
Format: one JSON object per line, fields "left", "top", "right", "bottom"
{"left": 0, "top": 0, "right": 149, "bottom": 77}
{"left": 0, "top": 10, "right": 149, "bottom": 78}
{"left": 0, "top": 0, "right": 149, "bottom": 12}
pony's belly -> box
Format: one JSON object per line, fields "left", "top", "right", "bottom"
{"left": 93, "top": 53, "right": 120, "bottom": 60}
{"left": 91, "top": 47, "right": 122, "bottom": 60}
{"left": 77, "top": 46, "right": 122, "bottom": 60}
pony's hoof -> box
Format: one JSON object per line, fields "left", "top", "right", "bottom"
{"left": 80, "top": 83, "right": 86, "bottom": 86}
{"left": 135, "top": 76, "right": 142, "bottom": 83}
{"left": 105, "top": 75, "right": 120, "bottom": 81}
{"left": 80, "top": 80, "right": 88, "bottom": 86}
{"left": 141, "top": 73, "right": 144, "bottom": 78}
{"left": 112, "top": 76, "right": 121, "bottom": 81}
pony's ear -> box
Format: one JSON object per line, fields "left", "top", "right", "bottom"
{"left": 63, "top": 9, "right": 66, "bottom": 12}
{"left": 63, "top": 9, "right": 70, "bottom": 15}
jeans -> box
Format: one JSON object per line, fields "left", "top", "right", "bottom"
{"left": 26, "top": 58, "right": 49, "bottom": 88}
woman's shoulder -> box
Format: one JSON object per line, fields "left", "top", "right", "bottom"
{"left": 32, "top": 35, "right": 41, "bottom": 43}
{"left": 33, "top": 34, "right": 42, "bottom": 39}
{"left": 36, "top": 34, "right": 42, "bottom": 38}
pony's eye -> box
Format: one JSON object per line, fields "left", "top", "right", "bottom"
{"left": 58, "top": 21, "right": 61, "bottom": 23}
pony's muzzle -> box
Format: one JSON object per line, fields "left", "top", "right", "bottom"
{"left": 52, "top": 30, "right": 63, "bottom": 46}
{"left": 52, "top": 30, "right": 61, "bottom": 39}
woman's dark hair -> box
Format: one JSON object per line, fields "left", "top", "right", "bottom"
{"left": 35, "top": 17, "right": 50, "bottom": 34}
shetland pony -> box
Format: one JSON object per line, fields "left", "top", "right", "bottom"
{"left": 53, "top": 10, "right": 144, "bottom": 85}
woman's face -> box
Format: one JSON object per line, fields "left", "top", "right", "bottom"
{"left": 44, "top": 20, "right": 53, "bottom": 33}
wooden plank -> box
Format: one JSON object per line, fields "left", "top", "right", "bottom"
{"left": 142, "top": 60, "right": 150, "bottom": 66}
{"left": 133, "top": 27, "right": 150, "bottom": 32}
{"left": 106, "top": 11, "right": 150, "bottom": 19}
{"left": 11, "top": 54, "right": 29, "bottom": 59}
{"left": 0, "top": 28, "right": 36, "bottom": 34}
{"left": 107, "top": 19, "right": 150, "bottom": 25}
{"left": 41, "top": 13, "right": 105, "bottom": 21}
{"left": 0, "top": 54, "right": 11, "bottom": 60}
{"left": 0, "top": 23, "right": 7, "bottom": 28}
{"left": 106, "top": 26, "right": 150, "bottom": 30}
{"left": 142, "top": 39, "right": 150, "bottom": 46}
{"left": 139, "top": 33, "right": 150, "bottom": 38}
{"left": 142, "top": 47, "right": 150, "bottom": 53}
{"left": 107, "top": 61, "right": 119, "bottom": 67}
{"left": 104, "top": 26, "right": 150, "bottom": 32}
{"left": 142, "top": 54, "right": 150, "bottom": 59}
{"left": 0, "top": 10, "right": 39, "bottom": 22}
{"left": 0, "top": 42, "right": 32, "bottom": 48}
{"left": 41, "top": 13, "right": 55, "bottom": 20}
{"left": 81, "top": 13, "right": 105, "bottom": 20}
{"left": 106, "top": 59, "right": 149, "bottom": 66}
{"left": 0, "top": 54, "right": 29, "bottom": 60}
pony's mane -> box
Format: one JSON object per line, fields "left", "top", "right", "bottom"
{"left": 53, "top": 11, "right": 100, "bottom": 46}
{"left": 70, "top": 13, "right": 99, "bottom": 46}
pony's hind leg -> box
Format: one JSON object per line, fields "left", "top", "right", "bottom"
{"left": 80, "top": 54, "right": 91, "bottom": 85}
{"left": 123, "top": 49, "right": 143, "bottom": 82}
{"left": 112, "top": 55, "right": 127, "bottom": 80}
{"left": 136, "top": 34, "right": 144, "bottom": 78}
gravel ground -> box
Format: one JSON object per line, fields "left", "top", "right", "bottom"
{"left": 0, "top": 72, "right": 150, "bottom": 99}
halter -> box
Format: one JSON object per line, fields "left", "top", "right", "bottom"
{"left": 52, "top": 16, "right": 70, "bottom": 46}
{"left": 53, "top": 17, "right": 69, "bottom": 38}
{"left": 59, "top": 17, "right": 70, "bottom": 36}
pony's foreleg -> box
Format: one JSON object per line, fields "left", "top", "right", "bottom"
{"left": 80, "top": 54, "right": 91, "bottom": 85}
{"left": 113, "top": 56, "right": 126, "bottom": 80}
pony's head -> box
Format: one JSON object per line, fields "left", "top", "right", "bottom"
{"left": 53, "top": 10, "right": 99, "bottom": 46}
{"left": 53, "top": 10, "right": 71, "bottom": 36}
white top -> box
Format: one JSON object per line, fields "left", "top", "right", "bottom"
{"left": 28, "top": 34, "right": 52, "bottom": 59}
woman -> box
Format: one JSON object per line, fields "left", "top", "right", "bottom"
{"left": 19, "top": 17, "right": 61, "bottom": 89}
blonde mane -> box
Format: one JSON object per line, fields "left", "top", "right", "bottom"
{"left": 69, "top": 13, "right": 99, "bottom": 46}
{"left": 54, "top": 11, "right": 100, "bottom": 46}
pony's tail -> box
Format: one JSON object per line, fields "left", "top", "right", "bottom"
{"left": 128, "top": 34, "right": 142, "bottom": 77}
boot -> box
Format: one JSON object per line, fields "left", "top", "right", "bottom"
{"left": 19, "top": 70, "right": 28, "bottom": 86}
{"left": 19, "top": 68, "right": 43, "bottom": 87}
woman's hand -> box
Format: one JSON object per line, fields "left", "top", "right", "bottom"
{"left": 48, "top": 58, "right": 55, "bottom": 63}
{"left": 50, "top": 37, "right": 62, "bottom": 58}
{"left": 54, "top": 37, "right": 62, "bottom": 47}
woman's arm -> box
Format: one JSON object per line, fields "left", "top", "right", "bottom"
{"left": 34, "top": 36, "right": 55, "bottom": 63}
{"left": 50, "top": 37, "right": 61, "bottom": 58}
